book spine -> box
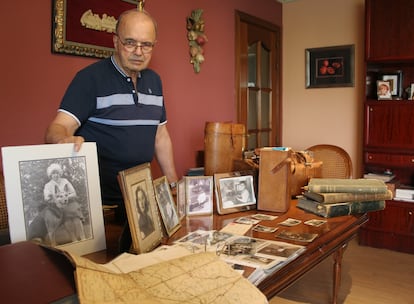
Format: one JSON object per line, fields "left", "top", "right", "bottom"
{"left": 350, "top": 200, "right": 386, "bottom": 214}
{"left": 304, "top": 190, "right": 392, "bottom": 204}
{"left": 297, "top": 198, "right": 351, "bottom": 218}
{"left": 305, "top": 184, "right": 388, "bottom": 194}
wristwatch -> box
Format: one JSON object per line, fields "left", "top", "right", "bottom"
{"left": 169, "top": 181, "right": 177, "bottom": 189}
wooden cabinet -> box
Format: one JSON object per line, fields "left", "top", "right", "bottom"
{"left": 360, "top": 0, "right": 414, "bottom": 254}
{"left": 366, "top": 0, "right": 414, "bottom": 61}
{"left": 359, "top": 201, "right": 414, "bottom": 253}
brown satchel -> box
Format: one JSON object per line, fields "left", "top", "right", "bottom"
{"left": 204, "top": 122, "right": 246, "bottom": 176}
{"left": 257, "top": 148, "right": 292, "bottom": 212}
{"left": 290, "top": 151, "right": 323, "bottom": 197}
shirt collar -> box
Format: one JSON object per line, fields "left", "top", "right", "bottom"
{"left": 110, "top": 55, "right": 141, "bottom": 79}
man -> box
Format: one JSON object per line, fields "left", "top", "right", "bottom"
{"left": 45, "top": 10, "right": 178, "bottom": 223}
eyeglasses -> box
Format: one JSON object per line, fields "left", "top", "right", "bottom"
{"left": 118, "top": 37, "right": 155, "bottom": 54}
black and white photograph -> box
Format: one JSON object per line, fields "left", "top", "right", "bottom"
{"left": 153, "top": 176, "right": 181, "bottom": 236}
{"left": 118, "top": 162, "right": 163, "bottom": 254}
{"left": 2, "top": 143, "right": 106, "bottom": 255}
{"left": 176, "top": 179, "right": 186, "bottom": 220}
{"left": 185, "top": 176, "right": 213, "bottom": 216}
{"left": 219, "top": 175, "right": 256, "bottom": 208}
{"left": 23, "top": 158, "right": 91, "bottom": 246}
{"left": 214, "top": 172, "right": 257, "bottom": 215}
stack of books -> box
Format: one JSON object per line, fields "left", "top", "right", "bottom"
{"left": 297, "top": 178, "right": 393, "bottom": 218}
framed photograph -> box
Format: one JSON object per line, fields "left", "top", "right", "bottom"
{"left": 176, "top": 179, "right": 186, "bottom": 220}
{"left": 118, "top": 163, "right": 163, "bottom": 254}
{"left": 185, "top": 176, "right": 214, "bottom": 216}
{"left": 410, "top": 83, "right": 414, "bottom": 100}
{"left": 381, "top": 71, "right": 403, "bottom": 98}
{"left": 376, "top": 80, "right": 392, "bottom": 100}
{"left": 306, "top": 44, "right": 355, "bottom": 88}
{"left": 153, "top": 176, "right": 181, "bottom": 237}
{"left": 214, "top": 172, "right": 257, "bottom": 215}
{"left": 52, "top": 0, "right": 136, "bottom": 59}
{"left": 1, "top": 143, "right": 105, "bottom": 256}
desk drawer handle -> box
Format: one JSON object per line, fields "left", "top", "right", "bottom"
{"left": 409, "top": 211, "right": 413, "bottom": 216}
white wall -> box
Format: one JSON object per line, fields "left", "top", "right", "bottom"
{"left": 282, "top": 0, "right": 365, "bottom": 177}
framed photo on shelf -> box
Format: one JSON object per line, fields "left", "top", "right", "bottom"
{"left": 153, "top": 176, "right": 181, "bottom": 237}
{"left": 410, "top": 83, "right": 414, "bottom": 100}
{"left": 1, "top": 143, "right": 106, "bottom": 256}
{"left": 185, "top": 176, "right": 214, "bottom": 216}
{"left": 380, "top": 71, "right": 403, "bottom": 98}
{"left": 118, "top": 163, "right": 163, "bottom": 254}
{"left": 214, "top": 172, "right": 257, "bottom": 215}
{"left": 305, "top": 44, "right": 355, "bottom": 88}
{"left": 376, "top": 80, "right": 392, "bottom": 100}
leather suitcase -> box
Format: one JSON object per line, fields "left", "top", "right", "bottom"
{"left": 258, "top": 148, "right": 292, "bottom": 212}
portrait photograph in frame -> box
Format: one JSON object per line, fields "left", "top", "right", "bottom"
{"left": 376, "top": 80, "right": 392, "bottom": 100}
{"left": 1, "top": 143, "right": 106, "bottom": 256}
{"left": 214, "top": 172, "right": 257, "bottom": 215}
{"left": 176, "top": 179, "right": 186, "bottom": 220}
{"left": 118, "top": 163, "right": 163, "bottom": 254}
{"left": 185, "top": 176, "right": 214, "bottom": 216}
{"left": 381, "top": 71, "right": 403, "bottom": 98}
{"left": 306, "top": 44, "right": 355, "bottom": 88}
{"left": 52, "top": 0, "right": 136, "bottom": 58}
{"left": 153, "top": 176, "right": 181, "bottom": 237}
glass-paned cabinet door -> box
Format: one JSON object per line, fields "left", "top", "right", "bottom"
{"left": 247, "top": 41, "right": 273, "bottom": 148}
{"left": 248, "top": 43, "right": 257, "bottom": 88}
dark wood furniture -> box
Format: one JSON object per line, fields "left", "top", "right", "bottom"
{"left": 359, "top": 0, "right": 414, "bottom": 254}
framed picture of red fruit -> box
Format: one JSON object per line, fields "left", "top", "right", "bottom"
{"left": 306, "top": 44, "right": 355, "bottom": 88}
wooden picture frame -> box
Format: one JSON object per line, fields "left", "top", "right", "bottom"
{"left": 214, "top": 172, "right": 257, "bottom": 215}
{"left": 153, "top": 176, "right": 181, "bottom": 237}
{"left": 1, "top": 143, "right": 106, "bottom": 256}
{"left": 176, "top": 179, "right": 186, "bottom": 220}
{"left": 118, "top": 163, "right": 163, "bottom": 254}
{"left": 306, "top": 44, "right": 355, "bottom": 88}
{"left": 52, "top": 0, "right": 135, "bottom": 58}
{"left": 381, "top": 71, "right": 403, "bottom": 98}
{"left": 185, "top": 176, "right": 214, "bottom": 216}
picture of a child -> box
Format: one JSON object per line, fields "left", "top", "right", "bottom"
{"left": 377, "top": 81, "right": 392, "bottom": 99}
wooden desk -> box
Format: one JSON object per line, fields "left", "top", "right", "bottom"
{"left": 167, "top": 200, "right": 368, "bottom": 304}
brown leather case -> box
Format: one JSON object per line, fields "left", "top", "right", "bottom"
{"left": 258, "top": 149, "right": 292, "bottom": 212}
{"left": 204, "top": 122, "right": 246, "bottom": 176}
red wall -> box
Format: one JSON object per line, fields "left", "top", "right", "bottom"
{"left": 0, "top": 0, "right": 281, "bottom": 179}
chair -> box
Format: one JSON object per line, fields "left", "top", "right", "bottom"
{"left": 306, "top": 144, "right": 353, "bottom": 179}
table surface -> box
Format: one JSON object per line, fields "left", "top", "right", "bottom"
{"left": 166, "top": 200, "right": 368, "bottom": 299}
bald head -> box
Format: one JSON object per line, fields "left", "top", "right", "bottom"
{"left": 116, "top": 9, "right": 157, "bottom": 38}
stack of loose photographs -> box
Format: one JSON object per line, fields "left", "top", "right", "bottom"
{"left": 173, "top": 230, "right": 305, "bottom": 285}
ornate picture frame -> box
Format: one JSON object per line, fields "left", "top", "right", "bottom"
{"left": 214, "top": 172, "right": 257, "bottom": 215}
{"left": 52, "top": 0, "right": 135, "bottom": 58}
{"left": 185, "top": 176, "right": 214, "bottom": 216}
{"left": 118, "top": 163, "right": 163, "bottom": 254}
{"left": 153, "top": 176, "right": 181, "bottom": 237}
{"left": 306, "top": 44, "right": 355, "bottom": 88}
{"left": 1, "top": 143, "right": 106, "bottom": 256}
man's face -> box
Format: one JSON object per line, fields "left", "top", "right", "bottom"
{"left": 113, "top": 12, "right": 156, "bottom": 77}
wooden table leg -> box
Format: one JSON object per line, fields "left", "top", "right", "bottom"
{"left": 332, "top": 243, "right": 348, "bottom": 304}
